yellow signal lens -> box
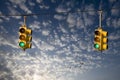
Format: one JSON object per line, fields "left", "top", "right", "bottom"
{"left": 94, "top": 37, "right": 100, "bottom": 42}
{"left": 19, "top": 35, "right": 26, "bottom": 40}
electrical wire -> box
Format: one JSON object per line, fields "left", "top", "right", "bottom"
{"left": 0, "top": 7, "right": 120, "bottom": 17}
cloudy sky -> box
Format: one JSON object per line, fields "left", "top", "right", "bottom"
{"left": 0, "top": 0, "right": 120, "bottom": 80}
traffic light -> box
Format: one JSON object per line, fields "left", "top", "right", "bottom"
{"left": 94, "top": 28, "right": 102, "bottom": 50}
{"left": 94, "top": 28, "right": 108, "bottom": 51}
{"left": 19, "top": 25, "right": 32, "bottom": 50}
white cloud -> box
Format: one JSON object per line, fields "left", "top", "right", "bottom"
{"left": 79, "top": 41, "right": 87, "bottom": 50}
{"left": 32, "top": 37, "right": 55, "bottom": 51}
{"left": 109, "top": 33, "right": 120, "bottom": 40}
{"left": 54, "top": 14, "right": 66, "bottom": 20}
{"left": 7, "top": 6, "right": 21, "bottom": 19}
{"left": 111, "top": 9, "right": 120, "bottom": 16}
{"left": 110, "top": 1, "right": 120, "bottom": 16}
{"left": 106, "top": 17, "right": 111, "bottom": 26}
{"left": 1, "top": 16, "right": 10, "bottom": 21}
{"left": 39, "top": 4, "right": 49, "bottom": 9}
{"left": 0, "top": 36, "right": 18, "bottom": 49}
{"left": 32, "top": 37, "right": 41, "bottom": 48}
{"left": 67, "top": 12, "right": 94, "bottom": 29}
{"left": 106, "top": 17, "right": 120, "bottom": 28}
{"left": 36, "top": 0, "right": 43, "bottom": 3}
{"left": 0, "top": 34, "right": 104, "bottom": 80}
{"left": 112, "top": 18, "right": 120, "bottom": 28}
{"left": 40, "top": 41, "right": 55, "bottom": 51}
{"left": 85, "top": 4, "right": 95, "bottom": 16}
{"left": 42, "top": 30, "right": 50, "bottom": 36}
{"left": 9, "top": 0, "right": 26, "bottom": 4}
{"left": 19, "top": 4, "right": 32, "bottom": 13}
{"left": 71, "top": 44, "right": 81, "bottom": 52}
{"left": 0, "top": 26, "right": 8, "bottom": 33}
{"left": 58, "top": 24, "right": 68, "bottom": 33}
{"left": 1, "top": 1, "right": 118, "bottom": 80}
{"left": 82, "top": 13, "right": 94, "bottom": 26}
{"left": 0, "top": 18, "right": 3, "bottom": 23}
{"left": 28, "top": 1, "right": 35, "bottom": 7}
{"left": 67, "top": 13, "right": 76, "bottom": 27}
{"left": 76, "top": 18, "right": 85, "bottom": 29}
{"left": 9, "top": 0, "right": 32, "bottom": 13}
{"left": 55, "top": 5, "right": 71, "bottom": 13}
{"left": 3, "top": 51, "right": 76, "bottom": 80}
{"left": 29, "top": 21, "right": 41, "bottom": 30}
{"left": 42, "top": 20, "right": 52, "bottom": 27}
{"left": 12, "top": 16, "right": 21, "bottom": 19}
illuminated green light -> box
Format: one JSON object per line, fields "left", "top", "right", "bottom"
{"left": 94, "top": 44, "right": 99, "bottom": 49}
{"left": 19, "top": 42, "right": 25, "bottom": 47}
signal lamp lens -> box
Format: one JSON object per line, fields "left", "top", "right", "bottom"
{"left": 94, "top": 44, "right": 99, "bottom": 49}
{"left": 94, "top": 37, "right": 100, "bottom": 42}
{"left": 19, "top": 35, "right": 25, "bottom": 40}
{"left": 19, "top": 28, "right": 25, "bottom": 33}
{"left": 95, "top": 31, "right": 100, "bottom": 35}
{"left": 19, "top": 42, "right": 25, "bottom": 47}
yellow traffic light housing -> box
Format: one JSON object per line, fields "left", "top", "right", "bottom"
{"left": 19, "top": 16, "right": 32, "bottom": 50}
{"left": 19, "top": 25, "right": 32, "bottom": 50}
{"left": 94, "top": 28, "right": 108, "bottom": 51}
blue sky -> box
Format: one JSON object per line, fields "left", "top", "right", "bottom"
{"left": 0, "top": 0, "right": 120, "bottom": 80}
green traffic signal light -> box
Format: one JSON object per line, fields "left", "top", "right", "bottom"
{"left": 94, "top": 43, "right": 99, "bottom": 49}
{"left": 19, "top": 42, "right": 25, "bottom": 47}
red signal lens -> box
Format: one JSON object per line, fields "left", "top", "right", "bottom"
{"left": 95, "top": 31, "right": 100, "bottom": 36}
{"left": 19, "top": 28, "right": 25, "bottom": 33}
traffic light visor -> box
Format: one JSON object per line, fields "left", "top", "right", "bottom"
{"left": 19, "top": 42, "right": 25, "bottom": 47}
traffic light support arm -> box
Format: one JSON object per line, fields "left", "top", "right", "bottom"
{"left": 24, "top": 16, "right": 27, "bottom": 26}
{"left": 98, "top": 10, "right": 102, "bottom": 28}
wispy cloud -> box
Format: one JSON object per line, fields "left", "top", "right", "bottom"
{"left": 9, "top": 0, "right": 32, "bottom": 13}
{"left": 54, "top": 14, "right": 66, "bottom": 20}
{"left": 36, "top": 0, "right": 43, "bottom": 3}
{"left": 55, "top": 4, "right": 71, "bottom": 13}
{"left": 0, "top": 0, "right": 120, "bottom": 80}
{"left": 109, "top": 32, "right": 120, "bottom": 40}
{"left": 42, "top": 29, "right": 50, "bottom": 36}
{"left": 29, "top": 21, "right": 41, "bottom": 31}
{"left": 106, "top": 17, "right": 120, "bottom": 28}
{"left": 0, "top": 35, "right": 18, "bottom": 49}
